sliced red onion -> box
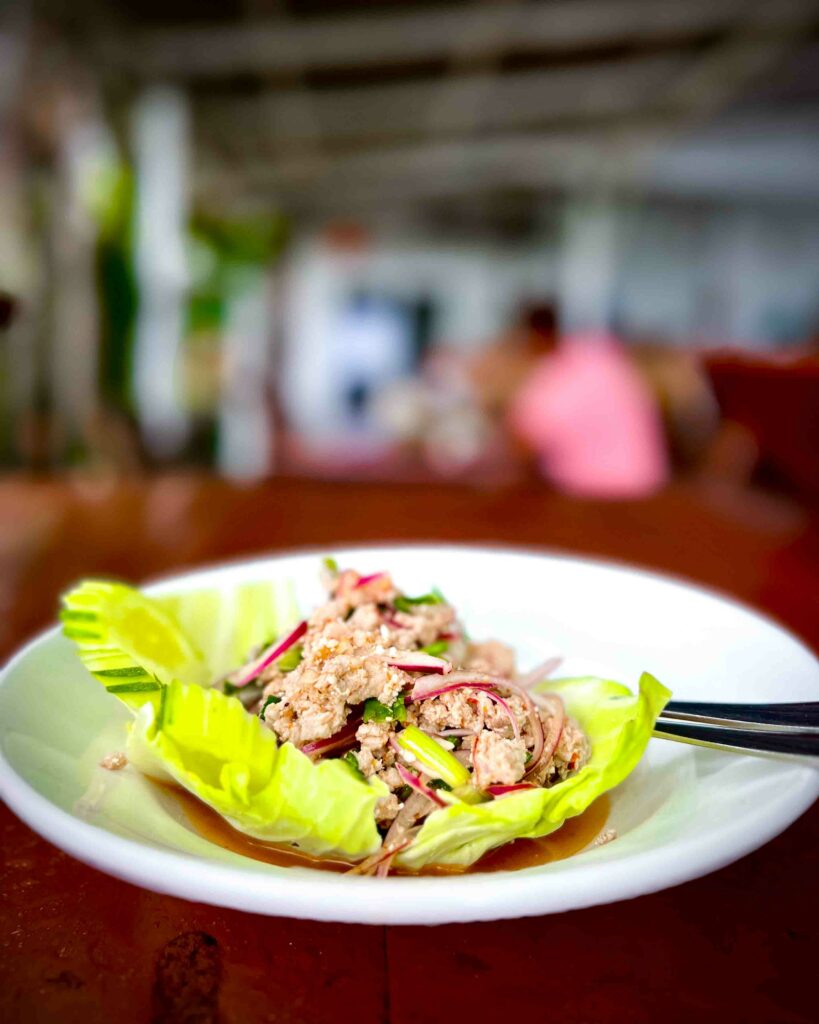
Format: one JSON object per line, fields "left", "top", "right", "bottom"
{"left": 301, "top": 717, "right": 361, "bottom": 757}
{"left": 409, "top": 678, "right": 520, "bottom": 740}
{"left": 355, "top": 571, "right": 387, "bottom": 588}
{"left": 411, "top": 670, "right": 492, "bottom": 700}
{"left": 536, "top": 694, "right": 566, "bottom": 766}
{"left": 395, "top": 762, "right": 447, "bottom": 808}
{"left": 486, "top": 783, "right": 537, "bottom": 796}
{"left": 347, "top": 837, "right": 411, "bottom": 877}
{"left": 517, "top": 656, "right": 563, "bottom": 690}
{"left": 387, "top": 651, "right": 451, "bottom": 675}
{"left": 233, "top": 620, "right": 308, "bottom": 688}
{"left": 335, "top": 569, "right": 359, "bottom": 597}
{"left": 375, "top": 839, "right": 411, "bottom": 877}
{"left": 411, "top": 672, "right": 545, "bottom": 775}
{"left": 438, "top": 728, "right": 475, "bottom": 737}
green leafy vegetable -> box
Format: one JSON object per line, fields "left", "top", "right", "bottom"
{"left": 126, "top": 679, "right": 386, "bottom": 859}
{"left": 323, "top": 557, "right": 339, "bottom": 574}
{"left": 393, "top": 588, "right": 446, "bottom": 614}
{"left": 61, "top": 577, "right": 299, "bottom": 712}
{"left": 362, "top": 695, "right": 407, "bottom": 723}
{"left": 396, "top": 672, "right": 670, "bottom": 870}
{"left": 419, "top": 640, "right": 449, "bottom": 656}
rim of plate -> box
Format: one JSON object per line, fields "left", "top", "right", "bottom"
{"left": 0, "top": 544, "right": 817, "bottom": 925}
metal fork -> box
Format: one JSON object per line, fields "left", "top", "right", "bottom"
{"left": 654, "top": 700, "right": 819, "bottom": 764}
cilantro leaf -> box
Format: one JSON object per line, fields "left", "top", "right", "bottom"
{"left": 342, "top": 751, "right": 366, "bottom": 781}
{"left": 419, "top": 640, "right": 449, "bottom": 656}
{"left": 393, "top": 588, "right": 447, "bottom": 613}
{"left": 428, "top": 778, "right": 452, "bottom": 791}
{"left": 259, "top": 695, "right": 281, "bottom": 717}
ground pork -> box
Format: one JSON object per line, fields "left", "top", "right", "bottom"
{"left": 527, "top": 712, "right": 591, "bottom": 786}
{"left": 264, "top": 657, "right": 408, "bottom": 746}
{"left": 464, "top": 639, "right": 517, "bottom": 677}
{"left": 470, "top": 731, "right": 527, "bottom": 787}
{"left": 375, "top": 793, "right": 401, "bottom": 823}
{"left": 391, "top": 603, "right": 456, "bottom": 647}
{"left": 482, "top": 692, "right": 529, "bottom": 739}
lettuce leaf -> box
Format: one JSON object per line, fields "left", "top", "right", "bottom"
{"left": 396, "top": 672, "right": 670, "bottom": 870}
{"left": 127, "top": 679, "right": 387, "bottom": 859}
{"left": 61, "top": 577, "right": 298, "bottom": 711}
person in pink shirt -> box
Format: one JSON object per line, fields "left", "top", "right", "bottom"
{"left": 509, "top": 331, "right": 669, "bottom": 498}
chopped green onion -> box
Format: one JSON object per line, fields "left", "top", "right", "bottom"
{"left": 276, "top": 643, "right": 303, "bottom": 673}
{"left": 393, "top": 588, "right": 447, "bottom": 613}
{"left": 396, "top": 784, "right": 413, "bottom": 802}
{"left": 223, "top": 681, "right": 237, "bottom": 696}
{"left": 419, "top": 640, "right": 449, "bottom": 656}
{"left": 524, "top": 751, "right": 533, "bottom": 764}
{"left": 342, "top": 751, "right": 365, "bottom": 781}
{"left": 445, "top": 735, "right": 463, "bottom": 750}
{"left": 428, "top": 778, "right": 452, "bottom": 791}
{"left": 394, "top": 725, "right": 470, "bottom": 789}
{"left": 259, "top": 695, "right": 281, "bottom": 718}
{"left": 323, "top": 556, "right": 339, "bottom": 573}
{"left": 363, "top": 695, "right": 408, "bottom": 723}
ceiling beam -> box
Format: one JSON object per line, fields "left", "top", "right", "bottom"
{"left": 98, "top": 0, "right": 815, "bottom": 79}
{"left": 194, "top": 53, "right": 690, "bottom": 150}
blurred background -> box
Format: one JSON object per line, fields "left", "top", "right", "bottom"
{"left": 1, "top": 0, "right": 818, "bottom": 502}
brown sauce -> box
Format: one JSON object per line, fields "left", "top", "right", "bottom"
{"left": 156, "top": 781, "right": 610, "bottom": 875}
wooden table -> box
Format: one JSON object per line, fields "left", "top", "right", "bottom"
{"left": 1, "top": 475, "right": 817, "bottom": 1024}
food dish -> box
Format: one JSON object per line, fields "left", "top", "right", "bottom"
{"left": 59, "top": 560, "right": 670, "bottom": 875}
{"left": 1, "top": 545, "right": 817, "bottom": 924}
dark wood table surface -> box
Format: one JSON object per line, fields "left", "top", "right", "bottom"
{"left": 1, "top": 474, "right": 817, "bottom": 1024}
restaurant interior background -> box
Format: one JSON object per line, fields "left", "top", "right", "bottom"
{"left": 1, "top": 0, "right": 818, "bottom": 500}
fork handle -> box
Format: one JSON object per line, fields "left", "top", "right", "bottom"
{"left": 662, "top": 700, "right": 819, "bottom": 733}
{"left": 654, "top": 720, "right": 819, "bottom": 764}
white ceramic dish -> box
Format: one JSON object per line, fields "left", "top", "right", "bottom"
{"left": 1, "top": 545, "right": 817, "bottom": 925}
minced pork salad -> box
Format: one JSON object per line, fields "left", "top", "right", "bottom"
{"left": 62, "top": 561, "right": 670, "bottom": 874}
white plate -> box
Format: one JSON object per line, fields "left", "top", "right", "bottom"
{"left": 1, "top": 545, "right": 817, "bottom": 925}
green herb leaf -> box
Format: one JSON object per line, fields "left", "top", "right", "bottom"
{"left": 428, "top": 778, "right": 452, "bottom": 791}
{"left": 444, "top": 735, "right": 463, "bottom": 750}
{"left": 323, "top": 556, "right": 339, "bottom": 573}
{"left": 419, "top": 640, "right": 449, "bottom": 656}
{"left": 396, "top": 784, "right": 413, "bottom": 802}
{"left": 223, "top": 681, "right": 237, "bottom": 696}
{"left": 259, "top": 695, "right": 281, "bottom": 717}
{"left": 524, "top": 751, "right": 533, "bottom": 764}
{"left": 393, "top": 589, "right": 447, "bottom": 613}
{"left": 342, "top": 751, "right": 365, "bottom": 781}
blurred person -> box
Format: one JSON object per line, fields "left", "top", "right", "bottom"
{"left": 631, "top": 344, "right": 721, "bottom": 472}
{"left": 509, "top": 331, "right": 669, "bottom": 498}
{"left": 469, "top": 303, "right": 558, "bottom": 420}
